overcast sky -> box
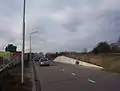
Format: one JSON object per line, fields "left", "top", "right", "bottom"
{"left": 0, "top": 0, "right": 120, "bottom": 52}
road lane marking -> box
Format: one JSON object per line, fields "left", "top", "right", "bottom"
{"left": 88, "top": 79, "right": 96, "bottom": 83}
{"left": 72, "top": 72, "right": 76, "bottom": 76}
{"left": 62, "top": 69, "right": 65, "bottom": 72}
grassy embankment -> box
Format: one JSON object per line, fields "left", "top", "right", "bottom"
{"left": 64, "top": 53, "right": 120, "bottom": 74}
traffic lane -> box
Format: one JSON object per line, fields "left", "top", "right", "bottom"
{"left": 55, "top": 62, "right": 120, "bottom": 91}
{"left": 35, "top": 62, "right": 99, "bottom": 91}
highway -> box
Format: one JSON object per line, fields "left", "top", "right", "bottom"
{"left": 34, "top": 62, "right": 120, "bottom": 91}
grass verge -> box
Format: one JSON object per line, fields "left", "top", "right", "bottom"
{"left": 64, "top": 53, "right": 120, "bottom": 74}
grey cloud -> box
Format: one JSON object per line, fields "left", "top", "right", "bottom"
{"left": 63, "top": 17, "right": 83, "bottom": 32}
{"left": 0, "top": 0, "right": 22, "bottom": 16}
{"left": 51, "top": 0, "right": 102, "bottom": 11}
{"left": 62, "top": 11, "right": 120, "bottom": 51}
{"left": 0, "top": 0, "right": 120, "bottom": 52}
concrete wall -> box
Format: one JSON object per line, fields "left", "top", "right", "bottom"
{"left": 54, "top": 56, "right": 103, "bottom": 69}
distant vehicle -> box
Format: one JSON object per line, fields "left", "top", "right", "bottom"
{"left": 33, "top": 57, "right": 39, "bottom": 62}
{"left": 35, "top": 58, "right": 39, "bottom": 62}
{"left": 39, "top": 58, "right": 50, "bottom": 66}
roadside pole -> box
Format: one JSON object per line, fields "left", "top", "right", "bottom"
{"left": 21, "top": 0, "right": 26, "bottom": 84}
{"left": 30, "top": 35, "right": 31, "bottom": 61}
{"left": 29, "top": 31, "right": 38, "bottom": 62}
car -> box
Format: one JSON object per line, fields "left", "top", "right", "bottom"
{"left": 39, "top": 58, "right": 50, "bottom": 66}
{"left": 34, "top": 58, "right": 39, "bottom": 62}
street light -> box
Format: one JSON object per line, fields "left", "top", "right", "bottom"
{"left": 29, "top": 31, "right": 38, "bottom": 61}
{"left": 21, "top": 0, "right": 26, "bottom": 84}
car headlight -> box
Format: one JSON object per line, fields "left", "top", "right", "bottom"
{"left": 41, "top": 62, "right": 44, "bottom": 64}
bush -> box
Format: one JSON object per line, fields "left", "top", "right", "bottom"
{"left": 92, "top": 42, "right": 111, "bottom": 54}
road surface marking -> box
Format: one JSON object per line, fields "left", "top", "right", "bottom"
{"left": 110, "top": 72, "right": 120, "bottom": 76}
{"left": 62, "top": 69, "right": 65, "bottom": 71}
{"left": 72, "top": 73, "right": 76, "bottom": 76}
{"left": 88, "top": 79, "right": 96, "bottom": 83}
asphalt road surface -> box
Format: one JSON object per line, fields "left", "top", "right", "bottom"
{"left": 34, "top": 62, "right": 120, "bottom": 91}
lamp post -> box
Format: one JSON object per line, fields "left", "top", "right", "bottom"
{"left": 21, "top": 0, "right": 26, "bottom": 84}
{"left": 30, "top": 35, "right": 31, "bottom": 61}
{"left": 29, "top": 31, "right": 38, "bottom": 61}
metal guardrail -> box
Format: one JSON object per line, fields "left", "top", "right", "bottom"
{"left": 0, "top": 60, "right": 15, "bottom": 72}
{"left": 0, "top": 55, "right": 20, "bottom": 72}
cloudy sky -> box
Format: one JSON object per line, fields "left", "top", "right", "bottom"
{"left": 0, "top": 0, "right": 120, "bottom": 52}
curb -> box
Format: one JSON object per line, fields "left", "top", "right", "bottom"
{"left": 32, "top": 61, "right": 41, "bottom": 91}
{"left": 31, "top": 61, "right": 36, "bottom": 91}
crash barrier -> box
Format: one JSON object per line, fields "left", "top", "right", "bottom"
{"left": 0, "top": 52, "right": 30, "bottom": 91}
{"left": 0, "top": 55, "right": 21, "bottom": 91}
{"left": 54, "top": 56, "right": 103, "bottom": 69}
{"left": 0, "top": 55, "right": 20, "bottom": 72}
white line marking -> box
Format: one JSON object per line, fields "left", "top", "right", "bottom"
{"left": 72, "top": 73, "right": 76, "bottom": 76}
{"left": 62, "top": 69, "right": 65, "bottom": 71}
{"left": 88, "top": 79, "right": 96, "bottom": 83}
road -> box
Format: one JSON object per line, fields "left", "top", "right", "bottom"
{"left": 34, "top": 62, "right": 120, "bottom": 91}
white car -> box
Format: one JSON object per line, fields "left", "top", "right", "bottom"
{"left": 39, "top": 58, "right": 50, "bottom": 66}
